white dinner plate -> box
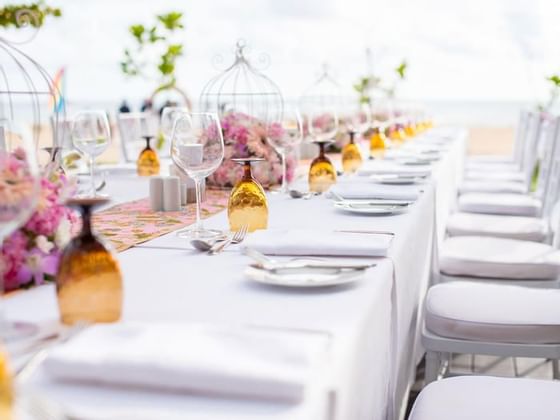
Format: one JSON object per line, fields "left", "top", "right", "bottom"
{"left": 333, "top": 201, "right": 409, "bottom": 215}
{"left": 245, "top": 265, "right": 365, "bottom": 288}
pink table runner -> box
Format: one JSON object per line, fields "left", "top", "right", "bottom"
{"left": 92, "top": 190, "right": 230, "bottom": 252}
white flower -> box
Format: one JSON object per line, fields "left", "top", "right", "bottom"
{"left": 35, "top": 235, "right": 54, "bottom": 254}
{"left": 54, "top": 218, "right": 71, "bottom": 249}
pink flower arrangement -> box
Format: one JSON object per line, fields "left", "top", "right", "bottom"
{"left": 0, "top": 150, "right": 78, "bottom": 292}
{"left": 207, "top": 112, "right": 296, "bottom": 189}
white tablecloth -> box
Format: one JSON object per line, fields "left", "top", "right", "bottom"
{"left": 5, "top": 128, "right": 467, "bottom": 420}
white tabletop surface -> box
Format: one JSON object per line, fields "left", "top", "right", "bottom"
{"left": 5, "top": 127, "right": 467, "bottom": 420}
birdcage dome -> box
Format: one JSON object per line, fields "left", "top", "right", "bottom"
{"left": 0, "top": 10, "right": 63, "bottom": 155}
{"left": 199, "top": 40, "right": 284, "bottom": 125}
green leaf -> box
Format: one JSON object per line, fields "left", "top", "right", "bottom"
{"left": 547, "top": 74, "right": 560, "bottom": 87}
{"left": 157, "top": 12, "right": 183, "bottom": 30}
{"left": 129, "top": 24, "right": 145, "bottom": 41}
{"left": 395, "top": 61, "right": 407, "bottom": 79}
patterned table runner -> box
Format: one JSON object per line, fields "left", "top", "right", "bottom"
{"left": 92, "top": 189, "right": 230, "bottom": 252}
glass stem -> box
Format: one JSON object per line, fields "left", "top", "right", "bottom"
{"left": 194, "top": 178, "right": 202, "bottom": 231}
{"left": 90, "top": 156, "right": 96, "bottom": 197}
{"left": 280, "top": 150, "right": 287, "bottom": 194}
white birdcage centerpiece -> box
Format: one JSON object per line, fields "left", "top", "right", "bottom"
{"left": 199, "top": 40, "right": 295, "bottom": 189}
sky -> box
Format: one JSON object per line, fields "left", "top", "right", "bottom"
{"left": 4, "top": 0, "right": 560, "bottom": 110}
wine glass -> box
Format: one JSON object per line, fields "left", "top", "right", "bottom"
{"left": 266, "top": 108, "right": 303, "bottom": 194}
{"left": 170, "top": 113, "right": 224, "bottom": 239}
{"left": 71, "top": 111, "right": 110, "bottom": 198}
{"left": 0, "top": 120, "right": 41, "bottom": 340}
{"left": 160, "top": 107, "right": 190, "bottom": 157}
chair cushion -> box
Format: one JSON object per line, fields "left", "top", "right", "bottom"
{"left": 465, "top": 162, "right": 520, "bottom": 173}
{"left": 410, "top": 376, "right": 560, "bottom": 420}
{"left": 467, "top": 154, "right": 515, "bottom": 164}
{"left": 425, "top": 282, "right": 560, "bottom": 344}
{"left": 440, "top": 236, "right": 560, "bottom": 279}
{"left": 459, "top": 180, "right": 526, "bottom": 195}
{"left": 465, "top": 169, "right": 525, "bottom": 182}
{"left": 458, "top": 193, "right": 541, "bottom": 216}
{"left": 446, "top": 212, "right": 547, "bottom": 242}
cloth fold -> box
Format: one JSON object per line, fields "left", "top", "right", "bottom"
{"left": 243, "top": 228, "right": 393, "bottom": 257}
{"left": 44, "top": 323, "right": 329, "bottom": 403}
{"left": 330, "top": 182, "right": 422, "bottom": 201}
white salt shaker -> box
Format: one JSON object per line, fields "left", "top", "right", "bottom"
{"left": 163, "top": 176, "right": 181, "bottom": 211}
{"left": 149, "top": 176, "right": 164, "bottom": 211}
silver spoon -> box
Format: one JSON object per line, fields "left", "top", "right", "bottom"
{"left": 289, "top": 190, "right": 320, "bottom": 200}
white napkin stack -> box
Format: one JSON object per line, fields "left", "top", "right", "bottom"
{"left": 356, "top": 161, "right": 432, "bottom": 177}
{"left": 243, "top": 229, "right": 393, "bottom": 257}
{"left": 44, "top": 323, "right": 329, "bottom": 403}
{"left": 330, "top": 182, "right": 422, "bottom": 201}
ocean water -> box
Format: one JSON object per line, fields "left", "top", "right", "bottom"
{"left": 4, "top": 99, "right": 530, "bottom": 128}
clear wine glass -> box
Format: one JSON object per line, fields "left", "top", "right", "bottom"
{"left": 71, "top": 110, "right": 110, "bottom": 198}
{"left": 0, "top": 120, "right": 41, "bottom": 341}
{"left": 170, "top": 113, "right": 224, "bottom": 239}
{"left": 266, "top": 108, "right": 303, "bottom": 194}
{"left": 160, "top": 107, "right": 190, "bottom": 156}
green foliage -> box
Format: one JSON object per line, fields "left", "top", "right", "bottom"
{"left": 120, "top": 12, "right": 185, "bottom": 91}
{"left": 395, "top": 60, "right": 407, "bottom": 79}
{"left": 547, "top": 74, "right": 560, "bottom": 87}
{"left": 0, "top": 1, "right": 61, "bottom": 28}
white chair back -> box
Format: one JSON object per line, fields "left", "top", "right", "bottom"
{"left": 533, "top": 116, "right": 558, "bottom": 207}
{"left": 0, "top": 125, "right": 5, "bottom": 150}
{"left": 512, "top": 109, "right": 530, "bottom": 165}
{"left": 116, "top": 112, "right": 150, "bottom": 163}
{"left": 545, "top": 118, "right": 560, "bottom": 224}
{"left": 520, "top": 112, "right": 544, "bottom": 187}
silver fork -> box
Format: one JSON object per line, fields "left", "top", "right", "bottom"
{"left": 209, "top": 224, "right": 248, "bottom": 254}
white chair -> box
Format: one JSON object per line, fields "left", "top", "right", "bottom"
{"left": 446, "top": 116, "right": 560, "bottom": 241}
{"left": 463, "top": 111, "right": 540, "bottom": 184}
{"left": 409, "top": 376, "right": 560, "bottom": 420}
{"left": 422, "top": 282, "right": 560, "bottom": 384}
{"left": 459, "top": 111, "right": 540, "bottom": 197}
{"left": 466, "top": 110, "right": 529, "bottom": 168}
{"left": 456, "top": 114, "right": 558, "bottom": 218}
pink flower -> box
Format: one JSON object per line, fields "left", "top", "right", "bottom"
{"left": 17, "top": 248, "right": 59, "bottom": 287}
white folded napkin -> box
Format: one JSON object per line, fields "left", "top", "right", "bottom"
{"left": 356, "top": 161, "right": 432, "bottom": 177}
{"left": 243, "top": 229, "right": 393, "bottom": 257}
{"left": 44, "top": 323, "right": 329, "bottom": 403}
{"left": 330, "top": 182, "right": 421, "bottom": 201}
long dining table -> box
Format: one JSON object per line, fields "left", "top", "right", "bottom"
{"left": 6, "top": 127, "right": 466, "bottom": 420}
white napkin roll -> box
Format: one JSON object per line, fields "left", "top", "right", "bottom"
{"left": 243, "top": 229, "right": 393, "bottom": 257}
{"left": 44, "top": 323, "right": 329, "bottom": 403}
{"left": 330, "top": 182, "right": 421, "bottom": 201}
{"left": 356, "top": 161, "right": 432, "bottom": 177}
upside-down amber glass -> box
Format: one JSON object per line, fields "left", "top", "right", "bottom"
{"left": 341, "top": 132, "right": 363, "bottom": 174}
{"left": 0, "top": 349, "right": 12, "bottom": 420}
{"left": 404, "top": 123, "right": 417, "bottom": 138}
{"left": 228, "top": 159, "right": 268, "bottom": 232}
{"left": 56, "top": 198, "right": 123, "bottom": 325}
{"left": 309, "top": 141, "right": 337, "bottom": 193}
{"left": 369, "top": 127, "right": 387, "bottom": 158}
{"left": 137, "top": 136, "right": 160, "bottom": 176}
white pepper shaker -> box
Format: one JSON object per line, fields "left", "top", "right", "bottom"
{"left": 163, "top": 176, "right": 181, "bottom": 211}
{"left": 149, "top": 176, "right": 164, "bottom": 211}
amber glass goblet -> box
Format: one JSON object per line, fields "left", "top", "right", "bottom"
{"left": 228, "top": 158, "right": 268, "bottom": 233}
{"left": 369, "top": 126, "right": 387, "bottom": 158}
{"left": 309, "top": 140, "right": 337, "bottom": 193}
{"left": 56, "top": 197, "right": 123, "bottom": 325}
{"left": 137, "top": 136, "right": 160, "bottom": 176}
{"left": 341, "top": 132, "right": 363, "bottom": 174}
